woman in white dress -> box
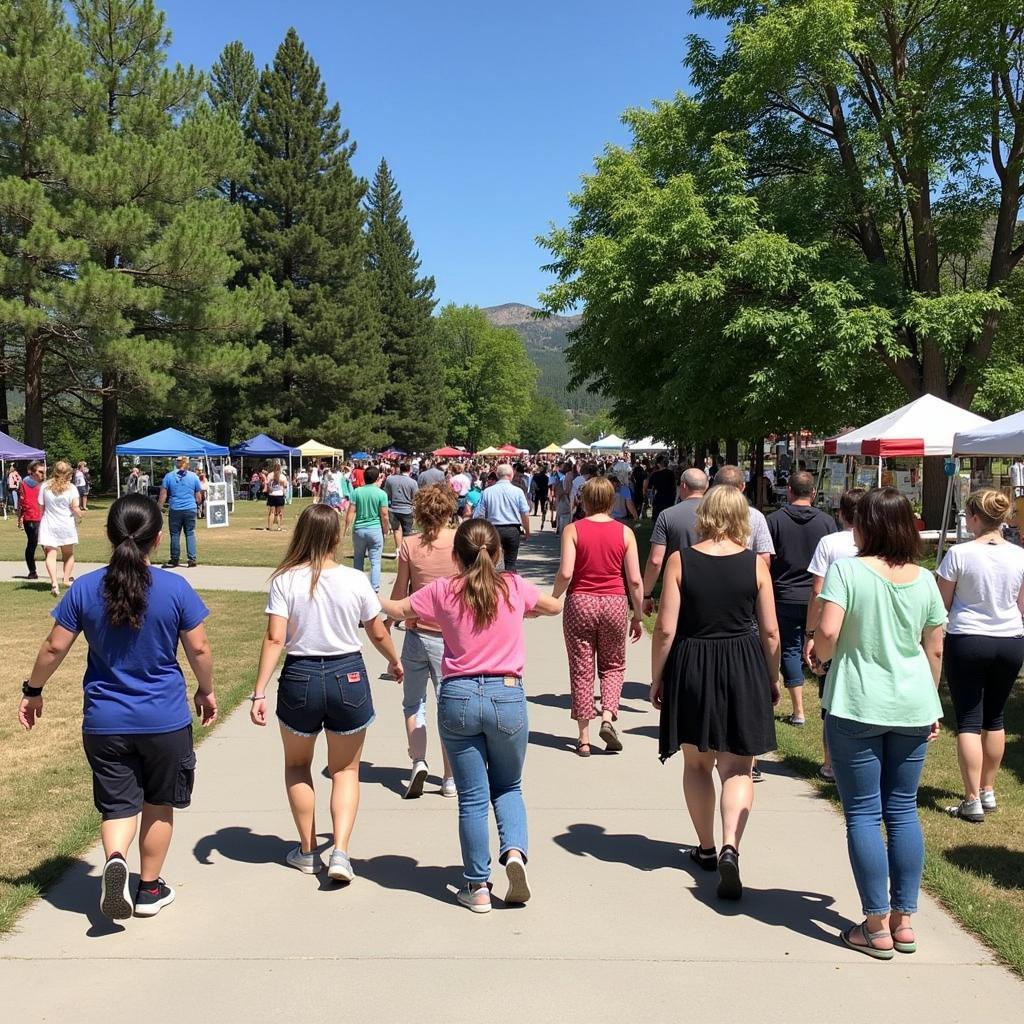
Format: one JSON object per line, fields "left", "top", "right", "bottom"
{"left": 39, "top": 460, "right": 84, "bottom": 596}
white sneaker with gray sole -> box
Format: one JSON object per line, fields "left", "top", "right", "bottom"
{"left": 504, "top": 855, "right": 531, "bottom": 904}
{"left": 328, "top": 850, "right": 354, "bottom": 883}
{"left": 286, "top": 846, "right": 322, "bottom": 873}
{"left": 404, "top": 760, "right": 428, "bottom": 799}
{"left": 981, "top": 789, "right": 997, "bottom": 812}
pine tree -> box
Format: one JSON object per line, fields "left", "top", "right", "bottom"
{"left": 69, "top": 0, "right": 274, "bottom": 485}
{"left": 366, "top": 159, "right": 445, "bottom": 450}
{"left": 245, "top": 29, "right": 385, "bottom": 449}
{"left": 208, "top": 41, "right": 257, "bottom": 205}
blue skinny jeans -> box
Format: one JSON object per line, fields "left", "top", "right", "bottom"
{"left": 826, "top": 714, "right": 931, "bottom": 916}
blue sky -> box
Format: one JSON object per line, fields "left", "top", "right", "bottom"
{"left": 161, "top": 1, "right": 720, "bottom": 308}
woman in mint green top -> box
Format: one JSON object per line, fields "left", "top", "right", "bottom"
{"left": 811, "top": 488, "right": 945, "bottom": 962}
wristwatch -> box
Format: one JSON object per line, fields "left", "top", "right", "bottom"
{"left": 22, "top": 680, "right": 43, "bottom": 698}
{"left": 806, "top": 630, "right": 816, "bottom": 639}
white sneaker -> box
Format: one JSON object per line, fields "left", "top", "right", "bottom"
{"left": 404, "top": 760, "right": 428, "bottom": 799}
{"left": 99, "top": 853, "right": 133, "bottom": 920}
{"left": 981, "top": 789, "right": 997, "bottom": 812}
{"left": 504, "top": 854, "right": 531, "bottom": 905}
{"left": 286, "top": 846, "right": 322, "bottom": 874}
{"left": 441, "top": 777, "right": 457, "bottom": 798}
{"left": 328, "top": 849, "right": 354, "bottom": 882}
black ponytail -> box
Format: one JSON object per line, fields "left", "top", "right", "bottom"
{"left": 104, "top": 494, "right": 163, "bottom": 629}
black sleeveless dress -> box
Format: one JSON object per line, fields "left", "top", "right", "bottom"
{"left": 658, "top": 547, "right": 777, "bottom": 760}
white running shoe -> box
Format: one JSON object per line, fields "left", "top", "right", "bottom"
{"left": 286, "top": 846, "right": 322, "bottom": 874}
{"left": 404, "top": 760, "right": 428, "bottom": 799}
{"left": 504, "top": 855, "right": 531, "bottom": 905}
{"left": 99, "top": 853, "right": 133, "bottom": 920}
{"left": 328, "top": 849, "right": 354, "bottom": 882}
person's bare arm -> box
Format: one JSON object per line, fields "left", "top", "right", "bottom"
{"left": 803, "top": 574, "right": 825, "bottom": 666}
{"left": 623, "top": 529, "right": 644, "bottom": 641}
{"left": 642, "top": 542, "right": 666, "bottom": 612}
{"left": 755, "top": 557, "right": 782, "bottom": 702}
{"left": 158, "top": 487, "right": 168, "bottom": 508}
{"left": 936, "top": 575, "right": 956, "bottom": 613}
{"left": 625, "top": 496, "right": 637, "bottom": 520}
{"left": 758, "top": 551, "right": 771, "bottom": 567}
{"left": 379, "top": 503, "right": 390, "bottom": 533}
{"left": 250, "top": 614, "right": 287, "bottom": 725}
{"left": 551, "top": 524, "right": 577, "bottom": 599}
{"left": 364, "top": 615, "right": 404, "bottom": 681}
{"left": 521, "top": 511, "right": 530, "bottom": 538}
{"left": 18, "top": 624, "right": 78, "bottom": 730}
{"left": 532, "top": 593, "right": 564, "bottom": 616}
{"left": 343, "top": 502, "right": 355, "bottom": 535}
{"left": 380, "top": 594, "right": 415, "bottom": 621}
{"left": 812, "top": 600, "right": 846, "bottom": 663}
{"left": 921, "top": 624, "right": 944, "bottom": 686}
{"left": 180, "top": 622, "right": 217, "bottom": 725}
{"left": 650, "top": 552, "right": 682, "bottom": 708}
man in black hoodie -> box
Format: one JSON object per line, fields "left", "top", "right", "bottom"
{"left": 767, "top": 470, "right": 837, "bottom": 725}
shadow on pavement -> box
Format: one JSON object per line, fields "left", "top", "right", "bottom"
{"left": 360, "top": 761, "right": 413, "bottom": 797}
{"left": 528, "top": 729, "right": 576, "bottom": 754}
{"left": 3, "top": 857, "right": 126, "bottom": 937}
{"left": 356, "top": 854, "right": 466, "bottom": 906}
{"left": 194, "top": 825, "right": 297, "bottom": 867}
{"left": 624, "top": 724, "right": 660, "bottom": 741}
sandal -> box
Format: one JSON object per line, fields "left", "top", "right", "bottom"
{"left": 575, "top": 740, "right": 591, "bottom": 758}
{"left": 892, "top": 924, "right": 916, "bottom": 954}
{"left": 689, "top": 845, "right": 718, "bottom": 872}
{"left": 599, "top": 720, "right": 623, "bottom": 752}
{"left": 841, "top": 922, "right": 894, "bottom": 960}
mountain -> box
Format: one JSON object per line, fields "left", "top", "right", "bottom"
{"left": 482, "top": 303, "right": 607, "bottom": 413}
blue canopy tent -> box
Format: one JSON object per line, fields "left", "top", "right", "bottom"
{"left": 0, "top": 430, "right": 46, "bottom": 519}
{"left": 230, "top": 433, "right": 301, "bottom": 501}
{"left": 351, "top": 451, "right": 371, "bottom": 461}
{"left": 115, "top": 427, "right": 228, "bottom": 497}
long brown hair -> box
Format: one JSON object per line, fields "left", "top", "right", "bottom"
{"left": 272, "top": 503, "right": 341, "bottom": 596}
{"left": 452, "top": 519, "right": 511, "bottom": 628}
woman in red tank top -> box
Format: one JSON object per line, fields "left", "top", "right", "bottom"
{"left": 552, "top": 476, "right": 644, "bottom": 755}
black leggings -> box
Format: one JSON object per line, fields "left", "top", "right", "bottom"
{"left": 944, "top": 633, "right": 1024, "bottom": 734}
{"left": 24, "top": 520, "right": 39, "bottom": 574}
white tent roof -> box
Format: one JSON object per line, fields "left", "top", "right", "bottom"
{"left": 629, "top": 436, "right": 671, "bottom": 452}
{"left": 953, "top": 409, "right": 1024, "bottom": 457}
{"left": 590, "top": 433, "right": 628, "bottom": 451}
{"left": 824, "top": 394, "right": 989, "bottom": 457}
{"left": 562, "top": 437, "right": 590, "bottom": 452}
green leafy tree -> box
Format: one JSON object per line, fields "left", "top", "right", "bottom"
{"left": 519, "top": 393, "right": 569, "bottom": 453}
{"left": 208, "top": 41, "right": 258, "bottom": 205}
{"left": 366, "top": 158, "right": 445, "bottom": 450}
{"left": 245, "top": 28, "right": 385, "bottom": 449}
{"left": 435, "top": 304, "right": 537, "bottom": 452}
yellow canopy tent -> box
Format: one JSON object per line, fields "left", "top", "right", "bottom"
{"left": 476, "top": 445, "right": 502, "bottom": 456}
{"left": 298, "top": 438, "right": 343, "bottom": 459}
{"left": 538, "top": 443, "right": 564, "bottom": 455}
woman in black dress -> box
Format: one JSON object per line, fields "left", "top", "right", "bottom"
{"left": 651, "top": 484, "right": 781, "bottom": 900}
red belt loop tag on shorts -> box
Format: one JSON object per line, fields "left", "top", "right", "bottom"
{"left": 347, "top": 672, "right": 361, "bottom": 683}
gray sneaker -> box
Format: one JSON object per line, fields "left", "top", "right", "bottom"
{"left": 981, "top": 789, "right": 997, "bottom": 812}
{"left": 328, "top": 849, "right": 354, "bottom": 883}
{"left": 441, "top": 777, "right": 457, "bottom": 798}
{"left": 946, "top": 798, "right": 985, "bottom": 823}
{"left": 286, "top": 846, "right": 322, "bottom": 873}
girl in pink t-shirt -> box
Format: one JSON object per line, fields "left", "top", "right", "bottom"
{"left": 381, "top": 519, "right": 562, "bottom": 914}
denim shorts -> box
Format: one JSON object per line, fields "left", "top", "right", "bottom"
{"left": 276, "top": 653, "right": 376, "bottom": 736}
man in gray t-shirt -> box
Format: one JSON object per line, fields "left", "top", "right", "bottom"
{"left": 384, "top": 464, "right": 419, "bottom": 545}
{"left": 642, "top": 468, "right": 708, "bottom": 613}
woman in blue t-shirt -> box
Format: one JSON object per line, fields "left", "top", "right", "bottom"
{"left": 18, "top": 494, "right": 218, "bottom": 921}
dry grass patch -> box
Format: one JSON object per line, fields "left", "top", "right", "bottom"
{"left": 0, "top": 582, "right": 267, "bottom": 933}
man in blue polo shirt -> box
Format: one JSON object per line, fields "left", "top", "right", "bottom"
{"left": 473, "top": 462, "right": 530, "bottom": 572}
{"left": 159, "top": 456, "right": 202, "bottom": 568}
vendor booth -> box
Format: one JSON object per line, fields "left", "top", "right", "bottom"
{"left": 628, "top": 436, "right": 671, "bottom": 453}
{"left": 936, "top": 409, "right": 1024, "bottom": 559}
{"left": 561, "top": 438, "right": 589, "bottom": 454}
{"left": 0, "top": 430, "right": 46, "bottom": 519}
{"left": 298, "top": 438, "right": 343, "bottom": 462}
{"left": 820, "top": 395, "right": 989, "bottom": 513}
{"left": 231, "top": 433, "right": 301, "bottom": 502}
{"left": 538, "top": 443, "right": 564, "bottom": 457}
{"left": 590, "top": 434, "right": 628, "bottom": 453}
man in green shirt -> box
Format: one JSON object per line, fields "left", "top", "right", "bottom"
{"left": 345, "top": 466, "right": 389, "bottom": 592}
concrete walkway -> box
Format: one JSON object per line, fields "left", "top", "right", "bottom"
{"left": 2, "top": 525, "right": 1021, "bottom": 1022}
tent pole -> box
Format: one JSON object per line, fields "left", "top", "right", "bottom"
{"left": 116, "top": 457, "right": 121, "bottom": 498}
{"left": 936, "top": 472, "right": 955, "bottom": 563}
{"left": 877, "top": 458, "right": 883, "bottom": 488}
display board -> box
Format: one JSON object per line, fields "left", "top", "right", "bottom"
{"left": 206, "top": 482, "right": 229, "bottom": 528}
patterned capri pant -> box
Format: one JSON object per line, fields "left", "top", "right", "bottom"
{"left": 563, "top": 592, "right": 629, "bottom": 721}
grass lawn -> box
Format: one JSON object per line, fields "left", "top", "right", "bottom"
{"left": 634, "top": 514, "right": 1024, "bottom": 976}
{"left": 0, "top": 495, "right": 395, "bottom": 568}
{"left": 0, "top": 582, "right": 268, "bottom": 935}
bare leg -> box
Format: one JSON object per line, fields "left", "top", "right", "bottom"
{"left": 100, "top": 815, "right": 139, "bottom": 860}
{"left": 139, "top": 803, "right": 174, "bottom": 880}
{"left": 44, "top": 547, "right": 59, "bottom": 590}
{"left": 266, "top": 506, "right": 272, "bottom": 530}
{"left": 577, "top": 718, "right": 591, "bottom": 749}
{"left": 789, "top": 683, "right": 805, "bottom": 720}
{"left": 716, "top": 752, "right": 755, "bottom": 849}
{"left": 61, "top": 544, "right": 75, "bottom": 585}
{"left": 682, "top": 744, "right": 717, "bottom": 849}
{"left": 405, "top": 711, "right": 427, "bottom": 763}
{"left": 955, "top": 732, "right": 983, "bottom": 801}
{"left": 325, "top": 729, "right": 366, "bottom": 852}
{"left": 279, "top": 725, "right": 319, "bottom": 853}
{"left": 980, "top": 729, "right": 1005, "bottom": 793}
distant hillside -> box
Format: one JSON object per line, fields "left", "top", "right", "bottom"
{"left": 482, "top": 303, "right": 607, "bottom": 414}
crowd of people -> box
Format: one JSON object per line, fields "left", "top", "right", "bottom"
{"left": 12, "top": 447, "right": 1024, "bottom": 960}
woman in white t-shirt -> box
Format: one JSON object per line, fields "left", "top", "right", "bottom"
{"left": 265, "top": 462, "right": 287, "bottom": 531}
{"left": 250, "top": 504, "right": 404, "bottom": 881}
{"left": 936, "top": 489, "right": 1024, "bottom": 822}
{"left": 39, "top": 461, "right": 85, "bottom": 596}
{"left": 803, "top": 488, "right": 864, "bottom": 780}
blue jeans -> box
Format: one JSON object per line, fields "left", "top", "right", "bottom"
{"left": 826, "top": 715, "right": 931, "bottom": 916}
{"left": 777, "top": 601, "right": 806, "bottom": 687}
{"left": 167, "top": 508, "right": 197, "bottom": 563}
{"left": 439, "top": 675, "right": 529, "bottom": 883}
{"left": 352, "top": 526, "right": 384, "bottom": 592}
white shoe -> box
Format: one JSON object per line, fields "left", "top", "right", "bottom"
{"left": 441, "top": 776, "right": 457, "bottom": 798}
{"left": 404, "top": 760, "right": 428, "bottom": 799}
{"left": 981, "top": 789, "right": 997, "bottom": 812}
{"left": 327, "top": 849, "right": 354, "bottom": 882}
{"left": 286, "top": 846, "right": 322, "bottom": 874}
{"left": 504, "top": 855, "right": 531, "bottom": 905}
{"left": 99, "top": 854, "right": 133, "bottom": 920}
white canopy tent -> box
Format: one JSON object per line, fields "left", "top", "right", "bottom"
{"left": 628, "top": 436, "right": 671, "bottom": 452}
{"left": 561, "top": 437, "right": 590, "bottom": 453}
{"left": 590, "top": 433, "right": 628, "bottom": 452}
{"left": 935, "top": 408, "right": 1024, "bottom": 559}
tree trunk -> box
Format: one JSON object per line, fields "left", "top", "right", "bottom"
{"left": 101, "top": 370, "right": 118, "bottom": 492}
{"left": 725, "top": 437, "right": 739, "bottom": 465}
{"left": 23, "top": 329, "right": 44, "bottom": 448}
{"left": 0, "top": 333, "right": 9, "bottom": 435}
